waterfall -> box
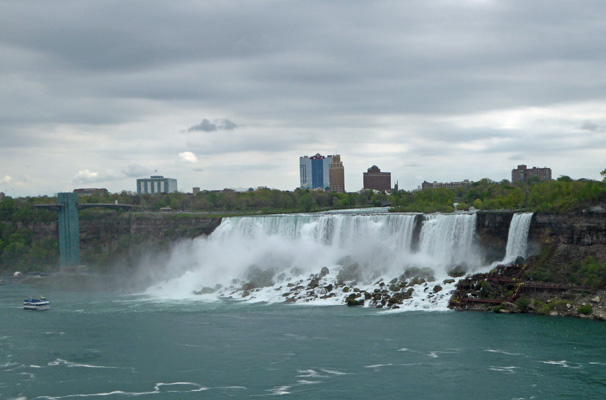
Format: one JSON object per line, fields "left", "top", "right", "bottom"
{"left": 502, "top": 212, "right": 534, "bottom": 264}
{"left": 144, "top": 210, "right": 483, "bottom": 310}
{"left": 418, "top": 213, "right": 480, "bottom": 269}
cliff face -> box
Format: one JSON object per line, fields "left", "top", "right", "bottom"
{"left": 475, "top": 212, "right": 514, "bottom": 263}
{"left": 24, "top": 212, "right": 222, "bottom": 270}
{"left": 528, "top": 212, "right": 606, "bottom": 266}
{"left": 475, "top": 211, "right": 606, "bottom": 265}
{"left": 79, "top": 212, "right": 221, "bottom": 242}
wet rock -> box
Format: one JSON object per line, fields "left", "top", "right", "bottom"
{"left": 447, "top": 265, "right": 467, "bottom": 278}
{"left": 433, "top": 285, "right": 443, "bottom": 293}
{"left": 325, "top": 284, "right": 334, "bottom": 292}
{"left": 320, "top": 267, "right": 330, "bottom": 277}
{"left": 336, "top": 261, "right": 363, "bottom": 284}
{"left": 347, "top": 297, "right": 364, "bottom": 306}
{"left": 409, "top": 277, "right": 426, "bottom": 286}
{"left": 245, "top": 265, "right": 276, "bottom": 288}
{"left": 443, "top": 279, "right": 456, "bottom": 285}
{"left": 194, "top": 287, "right": 216, "bottom": 295}
{"left": 389, "top": 283, "right": 402, "bottom": 292}
{"left": 308, "top": 276, "right": 321, "bottom": 289}
{"left": 402, "top": 267, "right": 435, "bottom": 280}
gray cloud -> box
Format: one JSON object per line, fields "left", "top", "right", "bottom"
{"left": 1, "top": 0, "right": 606, "bottom": 195}
{"left": 187, "top": 119, "right": 237, "bottom": 133}
{"left": 581, "top": 121, "right": 605, "bottom": 133}
{"left": 122, "top": 163, "right": 152, "bottom": 178}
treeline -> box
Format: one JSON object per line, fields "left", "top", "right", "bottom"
{"left": 74, "top": 188, "right": 386, "bottom": 213}
{"left": 391, "top": 177, "right": 606, "bottom": 213}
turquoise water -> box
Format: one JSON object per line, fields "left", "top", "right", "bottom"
{"left": 2, "top": 284, "right": 606, "bottom": 399}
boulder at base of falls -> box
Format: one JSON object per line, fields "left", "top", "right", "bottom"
{"left": 244, "top": 265, "right": 276, "bottom": 289}
{"left": 194, "top": 287, "right": 217, "bottom": 295}
{"left": 402, "top": 267, "right": 435, "bottom": 280}
{"left": 347, "top": 298, "right": 364, "bottom": 306}
{"left": 447, "top": 265, "right": 467, "bottom": 278}
{"left": 337, "top": 262, "right": 363, "bottom": 284}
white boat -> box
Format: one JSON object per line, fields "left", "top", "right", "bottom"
{"left": 23, "top": 296, "right": 50, "bottom": 310}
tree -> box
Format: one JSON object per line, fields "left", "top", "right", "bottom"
{"left": 298, "top": 194, "right": 314, "bottom": 212}
{"left": 601, "top": 169, "right": 606, "bottom": 181}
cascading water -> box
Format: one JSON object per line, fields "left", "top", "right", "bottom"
{"left": 418, "top": 213, "right": 480, "bottom": 269}
{"left": 502, "top": 212, "right": 534, "bottom": 264}
{"left": 144, "top": 210, "right": 483, "bottom": 311}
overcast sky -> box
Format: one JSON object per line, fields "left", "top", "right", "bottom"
{"left": 1, "top": 0, "right": 605, "bottom": 197}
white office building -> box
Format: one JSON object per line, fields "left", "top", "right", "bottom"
{"left": 136, "top": 176, "right": 178, "bottom": 195}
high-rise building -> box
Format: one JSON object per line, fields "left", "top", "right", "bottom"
{"left": 363, "top": 165, "right": 391, "bottom": 192}
{"left": 299, "top": 156, "right": 312, "bottom": 189}
{"left": 329, "top": 155, "right": 345, "bottom": 193}
{"left": 299, "top": 153, "right": 334, "bottom": 190}
{"left": 511, "top": 165, "right": 552, "bottom": 183}
{"left": 136, "top": 175, "right": 178, "bottom": 194}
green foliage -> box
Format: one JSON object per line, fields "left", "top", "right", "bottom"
{"left": 298, "top": 194, "right": 315, "bottom": 212}
{"left": 574, "top": 256, "right": 606, "bottom": 290}
{"left": 578, "top": 304, "right": 593, "bottom": 315}
{"left": 492, "top": 305, "right": 504, "bottom": 313}
{"left": 515, "top": 296, "right": 531, "bottom": 313}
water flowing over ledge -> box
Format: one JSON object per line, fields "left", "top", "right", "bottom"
{"left": 144, "top": 210, "right": 532, "bottom": 311}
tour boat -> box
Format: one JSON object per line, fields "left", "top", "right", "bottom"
{"left": 23, "top": 296, "right": 50, "bottom": 310}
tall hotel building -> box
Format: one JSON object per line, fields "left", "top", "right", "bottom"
{"left": 299, "top": 153, "right": 336, "bottom": 190}
{"left": 329, "top": 155, "right": 345, "bottom": 193}
{"left": 136, "top": 175, "right": 178, "bottom": 194}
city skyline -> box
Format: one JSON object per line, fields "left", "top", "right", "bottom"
{"left": 1, "top": 1, "right": 606, "bottom": 197}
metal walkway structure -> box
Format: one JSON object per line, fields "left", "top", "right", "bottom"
{"left": 35, "top": 192, "right": 132, "bottom": 268}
